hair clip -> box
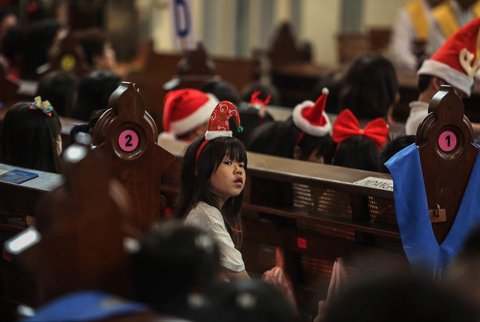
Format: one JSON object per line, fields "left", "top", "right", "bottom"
{"left": 29, "top": 96, "right": 54, "bottom": 117}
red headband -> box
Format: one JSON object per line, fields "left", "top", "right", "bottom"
{"left": 332, "top": 109, "right": 389, "bottom": 149}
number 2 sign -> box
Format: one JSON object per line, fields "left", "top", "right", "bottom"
{"left": 118, "top": 129, "right": 139, "bottom": 152}
{"left": 438, "top": 130, "right": 457, "bottom": 153}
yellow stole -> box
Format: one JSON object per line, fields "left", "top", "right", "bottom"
{"left": 433, "top": 1, "right": 480, "bottom": 38}
{"left": 406, "top": 0, "right": 429, "bottom": 41}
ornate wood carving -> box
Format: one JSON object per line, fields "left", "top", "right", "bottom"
{"left": 416, "top": 85, "right": 478, "bottom": 242}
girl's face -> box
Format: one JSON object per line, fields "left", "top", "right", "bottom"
{"left": 209, "top": 156, "right": 246, "bottom": 206}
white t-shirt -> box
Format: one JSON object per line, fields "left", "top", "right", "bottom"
{"left": 185, "top": 202, "right": 245, "bottom": 272}
{"left": 405, "top": 100, "right": 429, "bottom": 135}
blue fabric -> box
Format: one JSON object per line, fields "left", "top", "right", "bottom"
{"left": 22, "top": 291, "right": 147, "bottom": 322}
{"left": 386, "top": 143, "right": 480, "bottom": 273}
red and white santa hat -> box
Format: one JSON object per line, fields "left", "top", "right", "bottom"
{"left": 292, "top": 88, "right": 332, "bottom": 137}
{"left": 195, "top": 101, "right": 242, "bottom": 161}
{"left": 162, "top": 88, "right": 219, "bottom": 135}
{"left": 418, "top": 17, "right": 480, "bottom": 97}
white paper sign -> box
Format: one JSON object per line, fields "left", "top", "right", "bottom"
{"left": 353, "top": 176, "right": 393, "bottom": 191}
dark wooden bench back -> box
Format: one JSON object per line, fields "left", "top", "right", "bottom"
{"left": 416, "top": 85, "right": 478, "bottom": 242}
{"left": 92, "top": 82, "right": 179, "bottom": 231}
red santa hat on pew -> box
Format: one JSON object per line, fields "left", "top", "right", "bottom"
{"left": 292, "top": 88, "right": 332, "bottom": 136}
{"left": 162, "top": 89, "right": 219, "bottom": 135}
{"left": 418, "top": 17, "right": 480, "bottom": 97}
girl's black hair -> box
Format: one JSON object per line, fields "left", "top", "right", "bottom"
{"left": 339, "top": 53, "right": 398, "bottom": 120}
{"left": 241, "top": 82, "right": 280, "bottom": 106}
{"left": 333, "top": 135, "right": 380, "bottom": 172}
{"left": 379, "top": 135, "right": 416, "bottom": 173}
{"left": 237, "top": 103, "right": 274, "bottom": 144}
{"left": 72, "top": 70, "right": 121, "bottom": 121}
{"left": 131, "top": 220, "right": 220, "bottom": 319}
{"left": 0, "top": 101, "right": 61, "bottom": 172}
{"left": 177, "top": 135, "right": 247, "bottom": 246}
{"left": 36, "top": 70, "right": 79, "bottom": 116}
{"left": 247, "top": 117, "right": 335, "bottom": 163}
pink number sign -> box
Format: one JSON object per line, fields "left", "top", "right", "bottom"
{"left": 118, "top": 129, "right": 139, "bottom": 152}
{"left": 438, "top": 131, "right": 457, "bottom": 152}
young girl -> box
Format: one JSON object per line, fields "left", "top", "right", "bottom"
{"left": 0, "top": 97, "right": 62, "bottom": 173}
{"left": 177, "top": 101, "right": 249, "bottom": 280}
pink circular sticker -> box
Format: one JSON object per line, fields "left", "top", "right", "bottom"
{"left": 438, "top": 130, "right": 457, "bottom": 152}
{"left": 118, "top": 129, "right": 139, "bottom": 152}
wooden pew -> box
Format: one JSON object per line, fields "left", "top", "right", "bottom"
{"left": 158, "top": 137, "right": 404, "bottom": 319}
{"left": 2, "top": 143, "right": 163, "bottom": 321}
{"left": 91, "top": 81, "right": 179, "bottom": 231}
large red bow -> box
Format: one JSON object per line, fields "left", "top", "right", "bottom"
{"left": 332, "top": 109, "right": 389, "bottom": 149}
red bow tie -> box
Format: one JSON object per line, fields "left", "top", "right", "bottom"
{"left": 332, "top": 109, "right": 389, "bottom": 149}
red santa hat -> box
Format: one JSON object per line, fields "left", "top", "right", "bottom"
{"left": 418, "top": 17, "right": 480, "bottom": 97}
{"left": 162, "top": 88, "right": 219, "bottom": 135}
{"left": 195, "top": 101, "right": 242, "bottom": 161}
{"left": 292, "top": 88, "right": 332, "bottom": 136}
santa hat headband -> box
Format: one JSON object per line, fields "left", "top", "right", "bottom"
{"left": 418, "top": 17, "right": 480, "bottom": 97}
{"left": 195, "top": 101, "right": 242, "bottom": 162}
{"left": 292, "top": 88, "right": 332, "bottom": 143}
{"left": 162, "top": 89, "right": 219, "bottom": 135}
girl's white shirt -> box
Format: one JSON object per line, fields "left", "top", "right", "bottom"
{"left": 185, "top": 201, "right": 245, "bottom": 272}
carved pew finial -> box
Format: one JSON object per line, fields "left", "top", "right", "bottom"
{"left": 416, "top": 85, "right": 477, "bottom": 242}
{"left": 92, "top": 82, "right": 178, "bottom": 231}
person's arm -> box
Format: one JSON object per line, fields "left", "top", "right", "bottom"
{"left": 221, "top": 268, "right": 249, "bottom": 281}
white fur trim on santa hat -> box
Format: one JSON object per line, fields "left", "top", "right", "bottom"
{"left": 169, "top": 94, "right": 219, "bottom": 135}
{"left": 292, "top": 100, "right": 332, "bottom": 137}
{"left": 418, "top": 59, "right": 473, "bottom": 97}
{"left": 205, "top": 131, "right": 233, "bottom": 141}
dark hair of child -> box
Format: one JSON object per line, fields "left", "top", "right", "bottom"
{"left": 73, "top": 27, "right": 111, "bottom": 69}
{"left": 247, "top": 117, "right": 335, "bottom": 163}
{"left": 131, "top": 220, "right": 220, "bottom": 319}
{"left": 333, "top": 135, "right": 381, "bottom": 172}
{"left": 176, "top": 135, "right": 247, "bottom": 246}
{"left": 379, "top": 135, "right": 416, "bottom": 173}
{"left": 241, "top": 82, "right": 280, "bottom": 106}
{"left": 205, "top": 279, "right": 298, "bottom": 322}
{"left": 339, "top": 52, "right": 398, "bottom": 119}
{"left": 0, "top": 101, "right": 61, "bottom": 172}
{"left": 237, "top": 103, "right": 274, "bottom": 144}
{"left": 201, "top": 80, "right": 241, "bottom": 106}
{"left": 69, "top": 108, "right": 106, "bottom": 144}
{"left": 36, "top": 70, "right": 78, "bottom": 116}
{"left": 71, "top": 70, "right": 121, "bottom": 121}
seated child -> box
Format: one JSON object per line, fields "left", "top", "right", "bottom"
{"left": 0, "top": 97, "right": 62, "bottom": 172}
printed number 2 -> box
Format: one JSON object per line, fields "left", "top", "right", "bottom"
{"left": 125, "top": 134, "right": 133, "bottom": 147}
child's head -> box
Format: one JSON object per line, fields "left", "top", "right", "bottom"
{"left": 201, "top": 79, "right": 241, "bottom": 106}
{"left": 379, "top": 135, "right": 416, "bottom": 173}
{"left": 332, "top": 109, "right": 389, "bottom": 171}
{"left": 0, "top": 98, "right": 61, "bottom": 172}
{"left": 177, "top": 101, "right": 247, "bottom": 241}
{"left": 339, "top": 53, "right": 398, "bottom": 120}
{"left": 131, "top": 220, "right": 220, "bottom": 318}
{"left": 238, "top": 89, "right": 275, "bottom": 144}
{"left": 248, "top": 89, "right": 335, "bottom": 163}
{"left": 36, "top": 70, "right": 79, "bottom": 116}
{"left": 72, "top": 70, "right": 121, "bottom": 121}
{"left": 241, "top": 82, "right": 280, "bottom": 106}
{"left": 74, "top": 27, "right": 117, "bottom": 71}
{"left": 162, "top": 88, "right": 218, "bottom": 141}
{"left": 206, "top": 279, "right": 297, "bottom": 322}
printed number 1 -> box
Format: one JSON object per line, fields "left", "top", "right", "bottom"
{"left": 445, "top": 135, "right": 450, "bottom": 147}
